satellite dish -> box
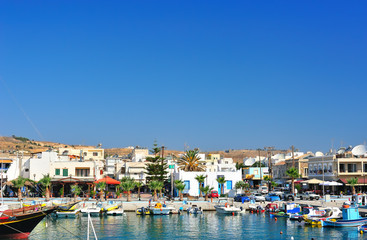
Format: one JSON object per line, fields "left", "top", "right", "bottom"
{"left": 244, "top": 158, "right": 255, "bottom": 166}
{"left": 352, "top": 145, "right": 367, "bottom": 156}
{"left": 315, "top": 151, "right": 324, "bottom": 157}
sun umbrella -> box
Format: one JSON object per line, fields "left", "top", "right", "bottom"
{"left": 94, "top": 176, "right": 120, "bottom": 185}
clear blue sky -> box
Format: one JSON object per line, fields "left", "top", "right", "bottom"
{"left": 0, "top": 1, "right": 366, "bottom": 152}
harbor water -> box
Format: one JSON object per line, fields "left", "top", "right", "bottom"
{"left": 24, "top": 212, "right": 363, "bottom": 240}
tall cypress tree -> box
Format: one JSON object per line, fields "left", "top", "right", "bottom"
{"left": 145, "top": 142, "right": 168, "bottom": 182}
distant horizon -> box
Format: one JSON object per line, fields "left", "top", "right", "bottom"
{"left": 0, "top": 1, "right": 366, "bottom": 154}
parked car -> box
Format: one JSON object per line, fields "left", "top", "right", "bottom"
{"left": 299, "top": 191, "right": 320, "bottom": 200}
{"left": 234, "top": 194, "right": 250, "bottom": 202}
{"left": 208, "top": 190, "right": 219, "bottom": 198}
{"left": 252, "top": 193, "right": 266, "bottom": 202}
{"left": 281, "top": 191, "right": 295, "bottom": 201}
{"left": 265, "top": 193, "right": 281, "bottom": 202}
{"left": 258, "top": 186, "right": 269, "bottom": 194}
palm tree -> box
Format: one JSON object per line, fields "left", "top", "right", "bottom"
{"left": 96, "top": 182, "right": 106, "bottom": 201}
{"left": 286, "top": 167, "right": 299, "bottom": 195}
{"left": 200, "top": 186, "right": 213, "bottom": 201}
{"left": 216, "top": 177, "right": 226, "bottom": 195}
{"left": 347, "top": 177, "right": 358, "bottom": 195}
{"left": 39, "top": 174, "right": 52, "bottom": 201}
{"left": 149, "top": 180, "right": 163, "bottom": 201}
{"left": 195, "top": 174, "right": 206, "bottom": 198}
{"left": 71, "top": 185, "right": 82, "bottom": 201}
{"left": 121, "top": 179, "right": 136, "bottom": 202}
{"left": 177, "top": 150, "right": 205, "bottom": 171}
{"left": 136, "top": 181, "right": 144, "bottom": 200}
{"left": 175, "top": 183, "right": 185, "bottom": 201}
{"left": 263, "top": 175, "right": 272, "bottom": 191}
{"left": 116, "top": 186, "right": 123, "bottom": 199}
{"left": 12, "top": 177, "right": 26, "bottom": 201}
{"left": 235, "top": 181, "right": 246, "bottom": 193}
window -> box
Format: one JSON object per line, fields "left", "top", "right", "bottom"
{"left": 184, "top": 180, "right": 190, "bottom": 190}
{"left": 226, "top": 180, "right": 232, "bottom": 190}
{"left": 304, "top": 168, "right": 308, "bottom": 176}
{"left": 55, "top": 169, "right": 60, "bottom": 176}
{"left": 340, "top": 164, "right": 345, "bottom": 173}
{"left": 84, "top": 152, "right": 87, "bottom": 156}
{"left": 76, "top": 168, "right": 90, "bottom": 177}
{"left": 347, "top": 164, "right": 357, "bottom": 173}
{"left": 254, "top": 170, "right": 259, "bottom": 175}
{"left": 364, "top": 164, "right": 367, "bottom": 172}
{"left": 62, "top": 169, "right": 68, "bottom": 177}
{"left": 93, "top": 152, "right": 98, "bottom": 156}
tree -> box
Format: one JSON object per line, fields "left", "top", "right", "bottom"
{"left": 96, "top": 182, "right": 106, "bottom": 201}
{"left": 145, "top": 143, "right": 168, "bottom": 183}
{"left": 286, "top": 167, "right": 299, "bottom": 195}
{"left": 235, "top": 181, "right": 246, "bottom": 192}
{"left": 71, "top": 185, "right": 82, "bottom": 201}
{"left": 12, "top": 177, "right": 26, "bottom": 201}
{"left": 175, "top": 182, "right": 186, "bottom": 201}
{"left": 347, "top": 177, "right": 358, "bottom": 195}
{"left": 216, "top": 177, "right": 227, "bottom": 195}
{"left": 200, "top": 186, "right": 213, "bottom": 201}
{"left": 120, "top": 179, "right": 136, "bottom": 202}
{"left": 251, "top": 162, "right": 265, "bottom": 167}
{"left": 136, "top": 181, "right": 144, "bottom": 200}
{"left": 195, "top": 174, "right": 206, "bottom": 198}
{"left": 39, "top": 174, "right": 52, "bottom": 201}
{"left": 263, "top": 175, "right": 272, "bottom": 191}
{"left": 177, "top": 150, "right": 205, "bottom": 172}
{"left": 149, "top": 180, "right": 163, "bottom": 201}
{"left": 235, "top": 162, "right": 245, "bottom": 170}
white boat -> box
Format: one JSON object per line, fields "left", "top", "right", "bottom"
{"left": 214, "top": 202, "right": 241, "bottom": 214}
{"left": 106, "top": 207, "right": 124, "bottom": 216}
{"left": 149, "top": 203, "right": 171, "bottom": 215}
{"left": 187, "top": 205, "right": 203, "bottom": 214}
{"left": 81, "top": 207, "right": 102, "bottom": 217}
{"left": 56, "top": 209, "right": 81, "bottom": 218}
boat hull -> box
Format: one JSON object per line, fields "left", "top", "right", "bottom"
{"left": 215, "top": 206, "right": 241, "bottom": 215}
{"left": 150, "top": 208, "right": 171, "bottom": 215}
{"left": 0, "top": 208, "right": 54, "bottom": 238}
{"left": 321, "top": 218, "right": 367, "bottom": 227}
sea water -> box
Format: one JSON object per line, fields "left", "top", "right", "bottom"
{"left": 27, "top": 212, "right": 361, "bottom": 240}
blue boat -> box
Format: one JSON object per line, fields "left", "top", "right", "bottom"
{"left": 321, "top": 204, "right": 367, "bottom": 227}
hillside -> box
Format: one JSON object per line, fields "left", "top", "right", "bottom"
{"left": 0, "top": 136, "right": 288, "bottom": 162}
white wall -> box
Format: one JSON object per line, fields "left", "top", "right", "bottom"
{"left": 174, "top": 170, "right": 242, "bottom": 197}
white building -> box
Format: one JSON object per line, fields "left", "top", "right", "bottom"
{"left": 173, "top": 170, "right": 242, "bottom": 197}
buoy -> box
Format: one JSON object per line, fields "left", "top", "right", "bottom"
{"left": 280, "top": 231, "right": 283, "bottom": 234}
{"left": 291, "top": 237, "right": 294, "bottom": 240}
{"left": 275, "top": 217, "right": 277, "bottom": 221}
{"left": 361, "top": 230, "right": 364, "bottom": 234}
{"left": 232, "top": 212, "right": 234, "bottom": 216}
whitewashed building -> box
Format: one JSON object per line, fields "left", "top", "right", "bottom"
{"left": 173, "top": 170, "right": 242, "bottom": 197}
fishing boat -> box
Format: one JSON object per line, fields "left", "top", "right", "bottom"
{"left": 321, "top": 203, "right": 367, "bottom": 227}
{"left": 214, "top": 201, "right": 241, "bottom": 215}
{"left": 187, "top": 205, "right": 203, "bottom": 214}
{"left": 358, "top": 224, "right": 367, "bottom": 233}
{"left": 303, "top": 207, "right": 342, "bottom": 226}
{"left": 149, "top": 203, "right": 171, "bottom": 215}
{"left": 269, "top": 211, "right": 289, "bottom": 218}
{"left": 0, "top": 204, "right": 55, "bottom": 238}
{"left": 101, "top": 201, "right": 119, "bottom": 213}
{"left": 136, "top": 207, "right": 150, "bottom": 215}
{"left": 290, "top": 206, "right": 326, "bottom": 221}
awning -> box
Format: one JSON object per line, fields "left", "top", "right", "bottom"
{"left": 304, "top": 178, "right": 323, "bottom": 184}
{"left": 51, "top": 177, "right": 95, "bottom": 183}
{"left": 0, "top": 159, "right": 12, "bottom": 163}
{"left": 286, "top": 179, "right": 304, "bottom": 184}
{"left": 94, "top": 176, "right": 120, "bottom": 185}
{"left": 339, "top": 178, "right": 367, "bottom": 186}
{"left": 319, "top": 181, "right": 343, "bottom": 186}
{"left": 245, "top": 174, "right": 254, "bottom": 179}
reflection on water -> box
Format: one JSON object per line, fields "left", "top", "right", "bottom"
{"left": 28, "top": 212, "right": 361, "bottom": 240}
